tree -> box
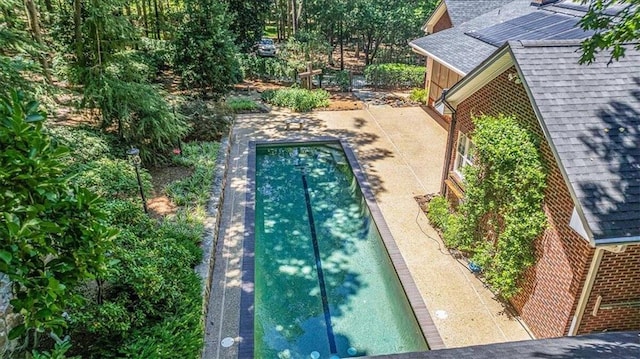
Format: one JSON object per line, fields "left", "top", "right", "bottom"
{"left": 224, "top": 0, "right": 272, "bottom": 50}
{"left": 0, "top": 91, "right": 116, "bottom": 345}
{"left": 579, "top": 0, "right": 640, "bottom": 64}
{"left": 174, "top": 0, "right": 240, "bottom": 97}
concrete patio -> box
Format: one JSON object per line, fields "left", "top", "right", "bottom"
{"left": 203, "top": 105, "right": 533, "bottom": 359}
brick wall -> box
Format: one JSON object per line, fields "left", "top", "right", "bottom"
{"left": 432, "top": 10, "right": 453, "bottom": 33}
{"left": 446, "top": 67, "right": 593, "bottom": 338}
{"left": 578, "top": 245, "right": 640, "bottom": 333}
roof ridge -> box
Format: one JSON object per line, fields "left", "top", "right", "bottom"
{"left": 511, "top": 39, "right": 640, "bottom": 48}
{"left": 511, "top": 39, "right": 584, "bottom": 48}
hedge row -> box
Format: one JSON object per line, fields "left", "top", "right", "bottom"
{"left": 364, "top": 63, "right": 425, "bottom": 89}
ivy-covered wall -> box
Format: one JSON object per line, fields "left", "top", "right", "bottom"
{"left": 446, "top": 66, "right": 593, "bottom": 338}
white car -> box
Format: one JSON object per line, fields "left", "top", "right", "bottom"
{"left": 257, "top": 38, "right": 276, "bottom": 57}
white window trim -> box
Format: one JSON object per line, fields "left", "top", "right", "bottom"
{"left": 453, "top": 132, "right": 474, "bottom": 178}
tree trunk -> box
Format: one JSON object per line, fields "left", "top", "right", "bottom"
{"left": 291, "top": 0, "right": 297, "bottom": 35}
{"left": 152, "top": 0, "right": 160, "bottom": 39}
{"left": 339, "top": 18, "right": 344, "bottom": 71}
{"left": 24, "top": 0, "right": 53, "bottom": 84}
{"left": 74, "top": 0, "right": 83, "bottom": 64}
{"left": 157, "top": 0, "right": 164, "bottom": 39}
{"left": 43, "top": 0, "right": 53, "bottom": 13}
{"left": 141, "top": 0, "right": 149, "bottom": 37}
{"left": 3, "top": 7, "right": 14, "bottom": 29}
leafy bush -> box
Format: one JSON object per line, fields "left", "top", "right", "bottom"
{"left": 74, "top": 158, "right": 153, "bottom": 199}
{"left": 227, "top": 98, "right": 261, "bottom": 113}
{"left": 261, "top": 87, "right": 330, "bottom": 112}
{"left": 442, "top": 213, "right": 464, "bottom": 249}
{"left": 0, "top": 91, "right": 116, "bottom": 341}
{"left": 364, "top": 63, "right": 425, "bottom": 88}
{"left": 166, "top": 142, "right": 220, "bottom": 206}
{"left": 178, "top": 98, "right": 234, "bottom": 142}
{"left": 457, "top": 114, "right": 547, "bottom": 298}
{"left": 69, "top": 217, "right": 203, "bottom": 356}
{"left": 323, "top": 69, "right": 351, "bottom": 91}
{"left": 410, "top": 88, "right": 428, "bottom": 104}
{"left": 427, "top": 195, "right": 451, "bottom": 230}
{"left": 237, "top": 53, "right": 297, "bottom": 82}
{"left": 139, "top": 37, "right": 174, "bottom": 71}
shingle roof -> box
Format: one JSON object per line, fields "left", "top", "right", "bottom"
{"left": 510, "top": 40, "right": 640, "bottom": 243}
{"left": 410, "top": 0, "right": 593, "bottom": 75}
{"left": 443, "top": 0, "right": 515, "bottom": 25}
{"left": 410, "top": 0, "right": 536, "bottom": 74}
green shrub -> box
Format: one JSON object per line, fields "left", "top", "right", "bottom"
{"left": 32, "top": 338, "right": 79, "bottom": 359}
{"left": 74, "top": 158, "right": 153, "bottom": 199}
{"left": 261, "top": 87, "right": 330, "bottom": 112}
{"left": 364, "top": 63, "right": 425, "bottom": 88}
{"left": 139, "top": 38, "right": 174, "bottom": 71}
{"left": 166, "top": 142, "right": 220, "bottom": 206}
{"left": 69, "top": 216, "right": 203, "bottom": 357}
{"left": 237, "top": 53, "right": 297, "bottom": 82}
{"left": 410, "top": 88, "right": 428, "bottom": 104}
{"left": 442, "top": 213, "right": 464, "bottom": 249}
{"left": 427, "top": 195, "right": 451, "bottom": 230}
{"left": 457, "top": 114, "right": 547, "bottom": 298}
{"left": 227, "top": 98, "right": 261, "bottom": 113}
{"left": 323, "top": 69, "right": 351, "bottom": 91}
{"left": 0, "top": 91, "right": 116, "bottom": 341}
{"left": 178, "top": 98, "right": 234, "bottom": 142}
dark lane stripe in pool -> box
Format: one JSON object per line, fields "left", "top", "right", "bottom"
{"left": 300, "top": 171, "right": 338, "bottom": 354}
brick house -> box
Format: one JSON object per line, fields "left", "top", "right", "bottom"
{"left": 437, "top": 39, "right": 640, "bottom": 338}
{"left": 409, "top": 0, "right": 595, "bottom": 114}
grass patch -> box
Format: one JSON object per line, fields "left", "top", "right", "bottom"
{"left": 227, "top": 98, "right": 261, "bottom": 113}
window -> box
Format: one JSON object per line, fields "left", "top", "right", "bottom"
{"left": 454, "top": 133, "right": 474, "bottom": 177}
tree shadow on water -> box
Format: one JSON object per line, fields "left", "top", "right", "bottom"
{"left": 251, "top": 145, "right": 411, "bottom": 358}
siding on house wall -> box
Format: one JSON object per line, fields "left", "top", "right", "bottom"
{"left": 445, "top": 67, "right": 593, "bottom": 338}
{"left": 429, "top": 61, "right": 462, "bottom": 105}
{"left": 578, "top": 245, "right": 640, "bottom": 333}
{"left": 432, "top": 10, "right": 453, "bottom": 33}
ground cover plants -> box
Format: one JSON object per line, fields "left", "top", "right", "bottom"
{"left": 261, "top": 87, "right": 330, "bottom": 112}
{"left": 1, "top": 91, "right": 227, "bottom": 357}
{"left": 427, "top": 115, "right": 547, "bottom": 298}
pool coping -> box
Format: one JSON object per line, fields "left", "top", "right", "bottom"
{"left": 239, "top": 137, "right": 445, "bottom": 358}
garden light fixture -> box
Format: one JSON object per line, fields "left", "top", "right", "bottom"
{"left": 127, "top": 147, "right": 148, "bottom": 214}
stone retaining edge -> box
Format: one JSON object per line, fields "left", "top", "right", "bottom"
{"left": 196, "top": 129, "right": 234, "bottom": 322}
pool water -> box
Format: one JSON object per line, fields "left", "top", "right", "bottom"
{"left": 254, "top": 144, "right": 428, "bottom": 359}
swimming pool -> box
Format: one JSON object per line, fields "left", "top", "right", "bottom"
{"left": 241, "top": 140, "right": 429, "bottom": 358}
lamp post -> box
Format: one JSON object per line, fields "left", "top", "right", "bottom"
{"left": 126, "top": 147, "right": 148, "bottom": 214}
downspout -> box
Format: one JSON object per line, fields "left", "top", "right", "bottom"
{"left": 568, "top": 247, "right": 603, "bottom": 335}
{"left": 439, "top": 89, "right": 457, "bottom": 195}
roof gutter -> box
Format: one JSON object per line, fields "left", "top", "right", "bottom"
{"left": 439, "top": 89, "right": 457, "bottom": 195}
{"left": 568, "top": 247, "right": 603, "bottom": 336}
{"left": 408, "top": 42, "right": 467, "bottom": 76}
